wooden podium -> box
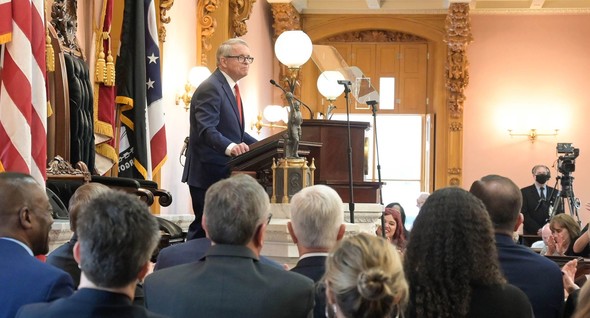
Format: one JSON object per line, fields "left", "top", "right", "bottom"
{"left": 229, "top": 119, "right": 380, "bottom": 203}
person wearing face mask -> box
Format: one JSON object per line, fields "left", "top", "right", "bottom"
{"left": 521, "top": 165, "right": 563, "bottom": 240}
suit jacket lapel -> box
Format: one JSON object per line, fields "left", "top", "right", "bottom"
{"left": 214, "top": 70, "right": 243, "bottom": 131}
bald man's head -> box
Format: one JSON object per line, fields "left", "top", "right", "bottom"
{"left": 0, "top": 172, "right": 54, "bottom": 255}
{"left": 469, "top": 174, "right": 522, "bottom": 233}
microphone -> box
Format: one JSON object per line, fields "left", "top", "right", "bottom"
{"left": 337, "top": 80, "right": 352, "bottom": 85}
{"left": 269, "top": 79, "right": 313, "bottom": 119}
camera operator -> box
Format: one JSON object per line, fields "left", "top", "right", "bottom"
{"left": 521, "top": 165, "right": 562, "bottom": 240}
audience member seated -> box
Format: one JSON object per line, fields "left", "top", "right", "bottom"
{"left": 154, "top": 237, "right": 283, "bottom": 270}
{"left": 323, "top": 233, "right": 408, "bottom": 318}
{"left": 17, "top": 190, "right": 164, "bottom": 318}
{"left": 415, "top": 192, "right": 429, "bottom": 209}
{"left": 572, "top": 268, "right": 590, "bottom": 318}
{"left": 470, "top": 174, "right": 563, "bottom": 318}
{"left": 546, "top": 214, "right": 589, "bottom": 257}
{"left": 531, "top": 223, "right": 552, "bottom": 254}
{"left": 561, "top": 259, "right": 580, "bottom": 318}
{"left": 46, "top": 183, "right": 110, "bottom": 287}
{"left": 0, "top": 172, "right": 74, "bottom": 318}
{"left": 287, "top": 185, "right": 346, "bottom": 318}
{"left": 386, "top": 202, "right": 410, "bottom": 237}
{"left": 144, "top": 174, "right": 314, "bottom": 318}
{"left": 375, "top": 207, "right": 407, "bottom": 254}
{"left": 404, "top": 187, "right": 533, "bottom": 318}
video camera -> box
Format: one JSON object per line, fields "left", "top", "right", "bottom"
{"left": 557, "top": 143, "right": 580, "bottom": 174}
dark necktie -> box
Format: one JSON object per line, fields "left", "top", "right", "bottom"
{"left": 234, "top": 84, "right": 243, "bottom": 125}
{"left": 540, "top": 187, "right": 546, "bottom": 200}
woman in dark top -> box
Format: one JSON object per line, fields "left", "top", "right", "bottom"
{"left": 386, "top": 202, "right": 410, "bottom": 239}
{"left": 404, "top": 187, "right": 533, "bottom": 318}
{"left": 547, "top": 213, "right": 590, "bottom": 257}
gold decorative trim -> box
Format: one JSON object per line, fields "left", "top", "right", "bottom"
{"left": 270, "top": 3, "right": 302, "bottom": 40}
{"left": 448, "top": 167, "right": 462, "bottom": 175}
{"left": 449, "top": 177, "right": 460, "bottom": 186}
{"left": 198, "top": 0, "right": 221, "bottom": 66}
{"left": 444, "top": 2, "right": 472, "bottom": 119}
{"left": 159, "top": 0, "right": 174, "bottom": 43}
{"left": 230, "top": 0, "right": 256, "bottom": 37}
{"left": 449, "top": 121, "right": 463, "bottom": 131}
{"left": 323, "top": 30, "right": 426, "bottom": 42}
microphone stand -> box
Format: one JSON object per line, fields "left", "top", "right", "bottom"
{"left": 368, "top": 100, "right": 385, "bottom": 238}
{"left": 338, "top": 80, "right": 355, "bottom": 223}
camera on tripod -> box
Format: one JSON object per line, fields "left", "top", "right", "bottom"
{"left": 557, "top": 143, "right": 579, "bottom": 174}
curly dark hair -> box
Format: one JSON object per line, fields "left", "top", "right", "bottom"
{"left": 403, "top": 187, "right": 505, "bottom": 318}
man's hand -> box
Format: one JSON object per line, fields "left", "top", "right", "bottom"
{"left": 230, "top": 143, "right": 250, "bottom": 157}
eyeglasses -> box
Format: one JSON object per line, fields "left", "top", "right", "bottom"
{"left": 225, "top": 55, "right": 254, "bottom": 64}
{"left": 266, "top": 213, "right": 273, "bottom": 225}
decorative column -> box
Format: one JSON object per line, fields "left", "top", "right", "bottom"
{"left": 444, "top": 2, "right": 472, "bottom": 186}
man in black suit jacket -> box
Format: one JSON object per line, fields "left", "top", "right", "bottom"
{"left": 17, "top": 190, "right": 164, "bottom": 318}
{"left": 182, "top": 38, "right": 258, "bottom": 240}
{"left": 471, "top": 174, "right": 564, "bottom": 318}
{"left": 145, "top": 174, "right": 315, "bottom": 318}
{"left": 520, "top": 164, "right": 561, "bottom": 236}
{"left": 288, "top": 185, "right": 346, "bottom": 318}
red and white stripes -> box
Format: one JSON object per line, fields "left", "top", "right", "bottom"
{"left": 0, "top": 0, "right": 47, "bottom": 185}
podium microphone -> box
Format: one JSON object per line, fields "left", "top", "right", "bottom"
{"left": 269, "top": 79, "right": 313, "bottom": 119}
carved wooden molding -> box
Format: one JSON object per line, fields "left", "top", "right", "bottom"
{"left": 47, "top": 156, "right": 91, "bottom": 182}
{"left": 198, "top": 0, "right": 221, "bottom": 66}
{"left": 449, "top": 121, "right": 463, "bottom": 131}
{"left": 159, "top": 0, "right": 174, "bottom": 43}
{"left": 324, "top": 30, "right": 426, "bottom": 42}
{"left": 444, "top": 2, "right": 473, "bottom": 119}
{"left": 270, "top": 3, "right": 302, "bottom": 40}
{"left": 230, "top": 0, "right": 257, "bottom": 37}
{"left": 50, "top": 0, "right": 82, "bottom": 57}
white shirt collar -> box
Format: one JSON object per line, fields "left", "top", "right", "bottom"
{"left": 220, "top": 70, "right": 237, "bottom": 93}
{"left": 299, "top": 252, "right": 329, "bottom": 260}
{"left": 0, "top": 237, "right": 33, "bottom": 256}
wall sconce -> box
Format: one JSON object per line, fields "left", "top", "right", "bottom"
{"left": 508, "top": 128, "right": 559, "bottom": 142}
{"left": 252, "top": 105, "right": 288, "bottom": 134}
{"left": 317, "top": 70, "right": 345, "bottom": 119}
{"left": 175, "top": 66, "right": 211, "bottom": 111}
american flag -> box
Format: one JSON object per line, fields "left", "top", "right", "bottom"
{"left": 145, "top": 0, "right": 167, "bottom": 177}
{"left": 0, "top": 0, "right": 47, "bottom": 185}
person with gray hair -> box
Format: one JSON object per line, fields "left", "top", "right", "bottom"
{"left": 288, "top": 185, "right": 346, "bottom": 318}
{"left": 17, "top": 190, "right": 163, "bottom": 317}
{"left": 182, "top": 37, "right": 258, "bottom": 240}
{"left": 144, "top": 174, "right": 314, "bottom": 318}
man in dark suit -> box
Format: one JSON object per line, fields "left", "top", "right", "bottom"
{"left": 46, "top": 183, "right": 110, "bottom": 287}
{"left": 144, "top": 174, "right": 315, "bottom": 318}
{"left": 182, "top": 38, "right": 258, "bottom": 240}
{"left": 520, "top": 164, "right": 561, "bottom": 236}
{"left": 154, "top": 237, "right": 284, "bottom": 270}
{"left": 471, "top": 174, "right": 564, "bottom": 318}
{"left": 288, "top": 185, "right": 345, "bottom": 318}
{"left": 17, "top": 190, "right": 165, "bottom": 318}
{"left": 0, "top": 172, "right": 74, "bottom": 318}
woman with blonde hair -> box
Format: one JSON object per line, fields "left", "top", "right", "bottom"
{"left": 324, "top": 233, "right": 408, "bottom": 318}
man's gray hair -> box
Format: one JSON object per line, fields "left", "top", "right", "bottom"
{"left": 205, "top": 174, "right": 270, "bottom": 245}
{"left": 290, "top": 185, "right": 344, "bottom": 249}
{"left": 77, "top": 190, "right": 160, "bottom": 288}
{"left": 216, "top": 38, "right": 249, "bottom": 65}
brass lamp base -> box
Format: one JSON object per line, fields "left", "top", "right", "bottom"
{"left": 271, "top": 157, "right": 316, "bottom": 203}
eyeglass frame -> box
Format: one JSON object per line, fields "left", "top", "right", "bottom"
{"left": 225, "top": 55, "right": 255, "bottom": 64}
{"left": 266, "top": 213, "right": 273, "bottom": 225}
